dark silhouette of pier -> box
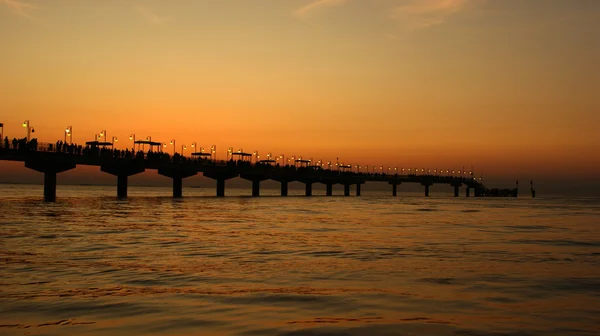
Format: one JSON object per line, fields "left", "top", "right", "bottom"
{"left": 1, "top": 135, "right": 520, "bottom": 202}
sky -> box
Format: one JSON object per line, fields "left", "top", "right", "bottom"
{"left": 0, "top": 0, "right": 599, "bottom": 193}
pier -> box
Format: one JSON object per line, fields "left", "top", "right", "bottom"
{"left": 0, "top": 138, "right": 518, "bottom": 202}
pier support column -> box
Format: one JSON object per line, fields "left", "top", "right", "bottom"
{"left": 392, "top": 183, "right": 398, "bottom": 197}
{"left": 424, "top": 184, "right": 431, "bottom": 197}
{"left": 466, "top": 187, "right": 470, "bottom": 197}
{"left": 252, "top": 180, "right": 260, "bottom": 197}
{"left": 344, "top": 184, "right": 351, "bottom": 197}
{"left": 117, "top": 175, "right": 128, "bottom": 198}
{"left": 356, "top": 183, "right": 361, "bottom": 196}
{"left": 101, "top": 163, "right": 146, "bottom": 199}
{"left": 44, "top": 171, "right": 57, "bottom": 202}
{"left": 204, "top": 169, "right": 239, "bottom": 198}
{"left": 240, "top": 173, "right": 268, "bottom": 197}
{"left": 305, "top": 182, "right": 313, "bottom": 196}
{"left": 217, "top": 179, "right": 226, "bottom": 197}
{"left": 158, "top": 166, "right": 197, "bottom": 198}
{"left": 453, "top": 185, "right": 460, "bottom": 197}
{"left": 326, "top": 183, "right": 333, "bottom": 196}
{"left": 26, "top": 157, "right": 76, "bottom": 202}
{"left": 173, "top": 176, "right": 183, "bottom": 198}
{"left": 280, "top": 181, "right": 288, "bottom": 196}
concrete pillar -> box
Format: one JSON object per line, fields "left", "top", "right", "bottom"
{"left": 44, "top": 171, "right": 57, "bottom": 202}
{"left": 158, "top": 167, "right": 197, "bottom": 198}
{"left": 280, "top": 181, "right": 288, "bottom": 196}
{"left": 102, "top": 163, "right": 146, "bottom": 199}
{"left": 425, "top": 184, "right": 430, "bottom": 197}
{"left": 392, "top": 184, "right": 398, "bottom": 197}
{"left": 26, "top": 158, "right": 76, "bottom": 202}
{"left": 252, "top": 180, "right": 260, "bottom": 197}
{"left": 117, "top": 175, "right": 128, "bottom": 198}
{"left": 305, "top": 182, "right": 313, "bottom": 196}
{"left": 344, "top": 184, "right": 350, "bottom": 196}
{"left": 217, "top": 179, "right": 225, "bottom": 197}
{"left": 454, "top": 185, "right": 459, "bottom": 197}
{"left": 173, "top": 176, "right": 183, "bottom": 198}
{"left": 326, "top": 183, "right": 333, "bottom": 196}
{"left": 356, "top": 183, "right": 361, "bottom": 196}
{"left": 466, "top": 187, "right": 470, "bottom": 197}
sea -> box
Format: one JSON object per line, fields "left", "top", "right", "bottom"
{"left": 1, "top": 184, "right": 599, "bottom": 336}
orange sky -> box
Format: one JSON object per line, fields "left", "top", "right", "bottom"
{"left": 1, "top": 0, "right": 599, "bottom": 187}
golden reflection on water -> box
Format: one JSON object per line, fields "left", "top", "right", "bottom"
{"left": 1, "top": 186, "right": 599, "bottom": 335}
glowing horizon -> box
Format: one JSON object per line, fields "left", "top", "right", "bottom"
{"left": 1, "top": 0, "right": 599, "bottom": 184}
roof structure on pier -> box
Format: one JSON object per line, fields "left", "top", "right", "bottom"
{"left": 191, "top": 152, "right": 212, "bottom": 157}
{"left": 134, "top": 140, "right": 162, "bottom": 147}
{"left": 231, "top": 152, "right": 252, "bottom": 157}
{"left": 86, "top": 141, "right": 113, "bottom": 147}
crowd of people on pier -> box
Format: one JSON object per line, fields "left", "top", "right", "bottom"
{"left": 1, "top": 137, "right": 477, "bottom": 183}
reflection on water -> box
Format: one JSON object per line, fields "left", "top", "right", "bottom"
{"left": 1, "top": 185, "right": 599, "bottom": 335}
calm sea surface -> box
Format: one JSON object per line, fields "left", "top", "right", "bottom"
{"left": 1, "top": 184, "right": 599, "bottom": 336}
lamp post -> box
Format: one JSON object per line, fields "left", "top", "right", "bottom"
{"left": 23, "top": 120, "right": 34, "bottom": 142}
{"left": 129, "top": 134, "right": 135, "bottom": 151}
{"left": 65, "top": 126, "right": 73, "bottom": 144}
{"left": 112, "top": 136, "right": 118, "bottom": 146}
{"left": 100, "top": 130, "right": 107, "bottom": 143}
{"left": 170, "top": 139, "right": 176, "bottom": 155}
{"left": 227, "top": 147, "right": 233, "bottom": 161}
{"left": 191, "top": 142, "right": 197, "bottom": 153}
{"left": 211, "top": 145, "right": 216, "bottom": 161}
{"left": 182, "top": 145, "right": 186, "bottom": 157}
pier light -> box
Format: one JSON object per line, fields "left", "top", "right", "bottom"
{"left": 100, "top": 130, "right": 107, "bottom": 142}
{"left": 170, "top": 139, "right": 176, "bottom": 155}
{"left": 211, "top": 145, "right": 216, "bottom": 161}
{"left": 182, "top": 145, "right": 187, "bottom": 156}
{"left": 191, "top": 142, "right": 196, "bottom": 150}
{"left": 65, "top": 126, "right": 73, "bottom": 144}
{"left": 23, "top": 120, "right": 34, "bottom": 142}
{"left": 112, "top": 136, "right": 118, "bottom": 145}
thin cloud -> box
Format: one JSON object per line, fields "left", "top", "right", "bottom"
{"left": 135, "top": 4, "right": 169, "bottom": 24}
{"left": 0, "top": 0, "right": 37, "bottom": 19}
{"left": 295, "top": 0, "right": 348, "bottom": 18}
{"left": 391, "top": 0, "right": 471, "bottom": 30}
